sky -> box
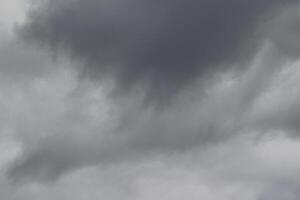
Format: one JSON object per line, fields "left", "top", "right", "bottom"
{"left": 1, "top": 0, "right": 300, "bottom": 199}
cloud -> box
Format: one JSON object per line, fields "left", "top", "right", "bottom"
{"left": 5, "top": 133, "right": 300, "bottom": 200}
{"left": 268, "top": 6, "right": 300, "bottom": 58}
{"left": 20, "top": 0, "right": 298, "bottom": 102}
{"left": 7, "top": 42, "right": 297, "bottom": 183}
{"left": 1, "top": 0, "right": 300, "bottom": 199}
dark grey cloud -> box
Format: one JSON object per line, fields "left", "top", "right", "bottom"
{"left": 21, "top": 0, "right": 297, "bottom": 102}
{"left": 2, "top": 1, "right": 300, "bottom": 199}
{"left": 268, "top": 6, "right": 300, "bottom": 58}
{"left": 7, "top": 43, "right": 291, "bottom": 183}
{"left": 259, "top": 184, "right": 300, "bottom": 200}
{"left": 0, "top": 37, "right": 56, "bottom": 81}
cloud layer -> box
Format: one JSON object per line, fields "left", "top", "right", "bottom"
{"left": 21, "top": 0, "right": 298, "bottom": 102}
{"left": 1, "top": 0, "right": 300, "bottom": 200}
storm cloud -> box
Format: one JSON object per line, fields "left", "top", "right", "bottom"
{"left": 1, "top": 0, "right": 300, "bottom": 199}
{"left": 21, "top": 0, "right": 298, "bottom": 102}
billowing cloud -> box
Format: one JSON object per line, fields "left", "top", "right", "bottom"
{"left": 21, "top": 0, "right": 298, "bottom": 102}
{"left": 1, "top": 0, "right": 300, "bottom": 199}
{"left": 7, "top": 42, "right": 300, "bottom": 183}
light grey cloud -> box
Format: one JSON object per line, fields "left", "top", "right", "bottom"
{"left": 5, "top": 133, "right": 300, "bottom": 200}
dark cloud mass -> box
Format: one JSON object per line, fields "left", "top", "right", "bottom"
{"left": 2, "top": 0, "right": 300, "bottom": 199}
{"left": 21, "top": 0, "right": 295, "bottom": 101}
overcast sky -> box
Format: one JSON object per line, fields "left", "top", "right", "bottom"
{"left": 1, "top": 0, "right": 300, "bottom": 199}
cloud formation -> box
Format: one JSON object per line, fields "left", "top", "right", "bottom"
{"left": 1, "top": 0, "right": 300, "bottom": 200}
{"left": 7, "top": 42, "right": 300, "bottom": 183}
{"left": 21, "top": 0, "right": 297, "bottom": 102}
